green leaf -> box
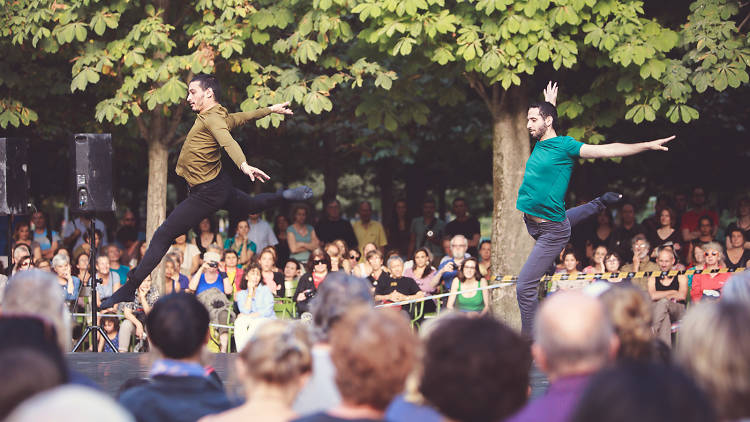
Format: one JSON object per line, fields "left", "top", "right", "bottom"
{"left": 374, "top": 72, "right": 394, "bottom": 90}
{"left": 303, "top": 91, "right": 333, "bottom": 114}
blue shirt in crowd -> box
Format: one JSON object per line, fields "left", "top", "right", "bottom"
{"left": 235, "top": 284, "right": 276, "bottom": 318}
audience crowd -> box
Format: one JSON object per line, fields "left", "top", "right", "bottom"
{"left": 0, "top": 186, "right": 749, "bottom": 421}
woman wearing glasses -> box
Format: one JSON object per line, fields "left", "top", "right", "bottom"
{"left": 446, "top": 257, "right": 489, "bottom": 315}
{"left": 293, "top": 249, "right": 331, "bottom": 315}
{"left": 690, "top": 242, "right": 731, "bottom": 303}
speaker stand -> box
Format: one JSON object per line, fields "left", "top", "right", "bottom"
{"left": 72, "top": 217, "right": 117, "bottom": 353}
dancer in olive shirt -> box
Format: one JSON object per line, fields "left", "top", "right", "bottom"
{"left": 102, "top": 74, "right": 312, "bottom": 307}
{"left": 515, "top": 82, "right": 675, "bottom": 335}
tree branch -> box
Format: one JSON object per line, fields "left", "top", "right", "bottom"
{"left": 135, "top": 115, "right": 149, "bottom": 141}
{"left": 464, "top": 72, "right": 493, "bottom": 112}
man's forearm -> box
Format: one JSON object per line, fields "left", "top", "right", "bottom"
{"left": 594, "top": 142, "right": 649, "bottom": 158}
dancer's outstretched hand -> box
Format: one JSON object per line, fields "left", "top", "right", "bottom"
{"left": 646, "top": 135, "right": 676, "bottom": 151}
{"left": 269, "top": 101, "right": 293, "bottom": 115}
{"left": 544, "top": 81, "right": 558, "bottom": 106}
{"left": 241, "top": 162, "right": 270, "bottom": 182}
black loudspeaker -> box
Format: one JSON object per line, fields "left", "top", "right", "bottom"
{"left": 70, "top": 133, "right": 115, "bottom": 213}
{"left": 0, "top": 137, "right": 30, "bottom": 215}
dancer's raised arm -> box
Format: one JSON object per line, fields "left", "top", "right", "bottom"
{"left": 579, "top": 135, "right": 676, "bottom": 159}
{"left": 543, "top": 81, "right": 558, "bottom": 106}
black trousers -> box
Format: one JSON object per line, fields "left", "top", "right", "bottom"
{"left": 103, "top": 171, "right": 283, "bottom": 306}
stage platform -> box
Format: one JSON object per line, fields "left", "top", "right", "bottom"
{"left": 66, "top": 353, "right": 549, "bottom": 400}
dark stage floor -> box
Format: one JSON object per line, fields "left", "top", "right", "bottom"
{"left": 66, "top": 353, "right": 549, "bottom": 400}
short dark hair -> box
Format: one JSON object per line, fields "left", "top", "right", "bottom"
{"left": 190, "top": 74, "right": 221, "bottom": 102}
{"left": 698, "top": 215, "right": 713, "bottom": 227}
{"left": 570, "top": 361, "right": 716, "bottom": 422}
{"left": 452, "top": 197, "right": 467, "bottom": 205}
{"left": 529, "top": 101, "right": 559, "bottom": 131}
{"left": 421, "top": 316, "right": 531, "bottom": 422}
{"left": 222, "top": 249, "right": 238, "bottom": 261}
{"left": 306, "top": 249, "right": 332, "bottom": 273}
{"left": 146, "top": 293, "right": 209, "bottom": 359}
{"left": 240, "top": 263, "right": 261, "bottom": 291}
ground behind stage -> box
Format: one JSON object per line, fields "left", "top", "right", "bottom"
{"left": 66, "top": 353, "right": 549, "bottom": 400}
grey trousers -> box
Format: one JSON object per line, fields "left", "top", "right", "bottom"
{"left": 652, "top": 298, "right": 685, "bottom": 347}
{"left": 517, "top": 199, "right": 605, "bottom": 335}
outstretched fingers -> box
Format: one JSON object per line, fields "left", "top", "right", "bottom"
{"left": 653, "top": 135, "right": 676, "bottom": 151}
{"left": 544, "top": 81, "right": 558, "bottom": 105}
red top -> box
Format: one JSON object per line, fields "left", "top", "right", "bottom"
{"left": 680, "top": 209, "right": 719, "bottom": 232}
{"left": 690, "top": 272, "right": 731, "bottom": 302}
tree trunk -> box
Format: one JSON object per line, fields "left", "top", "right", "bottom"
{"left": 489, "top": 84, "right": 534, "bottom": 331}
{"left": 146, "top": 139, "right": 169, "bottom": 292}
{"left": 377, "top": 158, "right": 394, "bottom": 227}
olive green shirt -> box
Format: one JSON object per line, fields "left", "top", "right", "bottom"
{"left": 176, "top": 104, "right": 271, "bottom": 186}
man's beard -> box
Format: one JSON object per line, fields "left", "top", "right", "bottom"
{"left": 529, "top": 128, "right": 543, "bottom": 140}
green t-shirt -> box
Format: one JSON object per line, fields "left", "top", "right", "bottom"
{"left": 516, "top": 135, "right": 583, "bottom": 222}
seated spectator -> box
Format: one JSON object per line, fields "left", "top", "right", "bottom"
{"left": 293, "top": 306, "right": 418, "bottom": 422}
{"left": 647, "top": 207, "right": 683, "bottom": 259}
{"left": 599, "top": 286, "right": 666, "bottom": 363}
{"left": 352, "top": 201, "right": 388, "bottom": 254}
{"left": 725, "top": 227, "right": 750, "bottom": 270}
{"left": 164, "top": 254, "right": 188, "bottom": 294}
{"left": 97, "top": 317, "right": 120, "bottom": 353}
{"left": 259, "top": 248, "right": 285, "bottom": 297}
{"left": 248, "top": 212, "right": 279, "bottom": 254}
{"left": 404, "top": 247, "right": 438, "bottom": 294}
{"left": 508, "top": 291, "right": 618, "bottom": 422}
{"left": 10, "top": 244, "right": 31, "bottom": 276}
{"left": 72, "top": 228, "right": 103, "bottom": 259}
{"left": 288, "top": 205, "right": 319, "bottom": 265}
{"left": 283, "top": 259, "right": 301, "bottom": 298}
{"left": 365, "top": 249, "right": 390, "bottom": 290}
{"left": 314, "top": 199, "right": 358, "bottom": 252}
{"left": 12, "top": 253, "right": 34, "bottom": 274}
{"left": 647, "top": 248, "right": 687, "bottom": 347}
{"left": 583, "top": 245, "right": 607, "bottom": 274}
{"left": 421, "top": 315, "right": 531, "bottom": 422}
{"left": 274, "top": 214, "right": 292, "bottom": 267}
{"left": 73, "top": 251, "right": 92, "bottom": 286}
{"left": 12, "top": 221, "right": 42, "bottom": 263}
{"left": 62, "top": 214, "right": 109, "bottom": 251}
{"left": 119, "top": 275, "right": 159, "bottom": 353}
{"left": 659, "top": 242, "right": 685, "bottom": 271}
{"left": 223, "top": 220, "right": 255, "bottom": 268}
{"left": 620, "top": 234, "right": 659, "bottom": 291}
{"left": 35, "top": 258, "right": 51, "bottom": 272}
{"left": 351, "top": 242, "right": 377, "bottom": 277}
{"left": 610, "top": 201, "right": 645, "bottom": 263}
{"left": 477, "top": 240, "right": 491, "bottom": 279}
{"left": 51, "top": 253, "right": 81, "bottom": 304}
{"left": 444, "top": 198, "right": 481, "bottom": 257}
{"left": 408, "top": 198, "right": 445, "bottom": 263}
{"left": 202, "top": 321, "right": 312, "bottom": 422}
{"left": 584, "top": 210, "right": 614, "bottom": 261}
{"left": 690, "top": 242, "right": 731, "bottom": 303}
{"left": 31, "top": 211, "right": 60, "bottom": 260}
{"left": 0, "top": 346, "right": 65, "bottom": 420}
{"left": 386, "top": 199, "right": 410, "bottom": 258}
{"left": 118, "top": 293, "right": 233, "bottom": 421}
{"left": 446, "top": 258, "right": 489, "bottom": 315}
{"left": 725, "top": 196, "right": 750, "bottom": 249}
{"left": 640, "top": 194, "right": 671, "bottom": 241}
{"left": 168, "top": 233, "right": 201, "bottom": 277}
{"left": 677, "top": 301, "right": 750, "bottom": 421}
{"left": 680, "top": 186, "right": 718, "bottom": 243}
{"left": 434, "top": 235, "right": 470, "bottom": 291}
{"left": 293, "top": 273, "right": 373, "bottom": 415}
{"left": 116, "top": 224, "right": 141, "bottom": 266}
{"left": 193, "top": 217, "right": 223, "bottom": 257}
{"left": 5, "top": 385, "right": 132, "bottom": 422}
{"left": 602, "top": 252, "right": 631, "bottom": 285}
{"left": 686, "top": 216, "right": 716, "bottom": 262}
{"left": 294, "top": 249, "right": 331, "bottom": 315}
{"left": 325, "top": 242, "right": 344, "bottom": 273}
{"left": 234, "top": 264, "right": 276, "bottom": 351}
{"left": 95, "top": 255, "right": 121, "bottom": 312}
{"left": 569, "top": 361, "right": 716, "bottom": 422}
{"left": 220, "top": 250, "right": 243, "bottom": 296}
{"left": 105, "top": 244, "right": 129, "bottom": 285}
{"left": 550, "top": 250, "right": 588, "bottom": 292}
{"left": 189, "top": 251, "right": 235, "bottom": 353}
{"left": 375, "top": 256, "right": 424, "bottom": 309}
{"left": 346, "top": 248, "right": 361, "bottom": 275}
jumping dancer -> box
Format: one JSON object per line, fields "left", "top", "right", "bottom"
{"left": 516, "top": 82, "right": 675, "bottom": 335}
{"left": 101, "top": 74, "right": 312, "bottom": 308}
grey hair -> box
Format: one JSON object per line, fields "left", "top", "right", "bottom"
{"left": 386, "top": 255, "right": 404, "bottom": 268}
{"left": 2, "top": 270, "right": 72, "bottom": 352}
{"left": 309, "top": 272, "right": 373, "bottom": 343}
{"left": 702, "top": 241, "right": 725, "bottom": 262}
{"left": 450, "top": 235, "right": 468, "bottom": 246}
{"left": 722, "top": 271, "right": 750, "bottom": 306}
{"left": 51, "top": 253, "right": 70, "bottom": 269}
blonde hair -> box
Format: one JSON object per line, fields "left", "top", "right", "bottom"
{"left": 599, "top": 287, "right": 654, "bottom": 361}
{"left": 238, "top": 321, "right": 312, "bottom": 386}
{"left": 677, "top": 302, "right": 750, "bottom": 420}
